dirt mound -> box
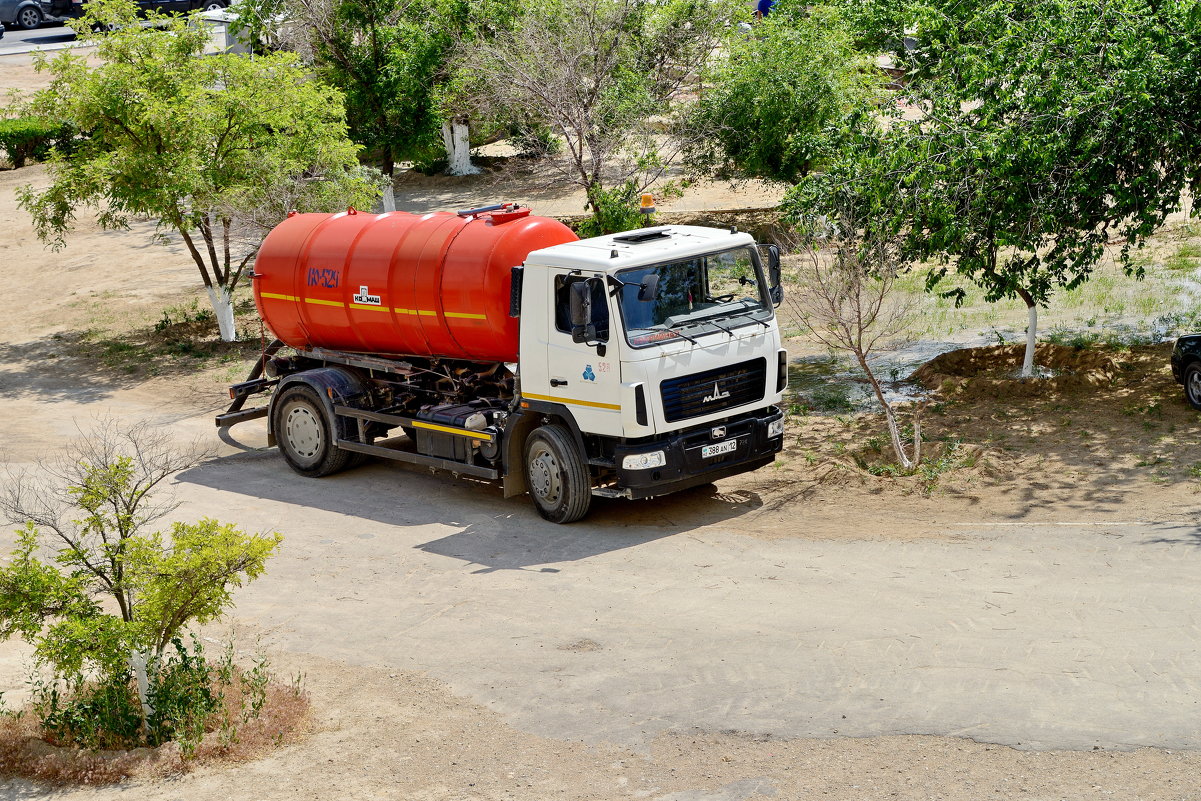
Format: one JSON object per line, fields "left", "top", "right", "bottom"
{"left": 911, "top": 343, "right": 1117, "bottom": 398}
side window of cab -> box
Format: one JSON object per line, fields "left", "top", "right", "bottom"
{"left": 554, "top": 275, "right": 610, "bottom": 341}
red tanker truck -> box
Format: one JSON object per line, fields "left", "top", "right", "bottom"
{"left": 218, "top": 204, "right": 787, "bottom": 523}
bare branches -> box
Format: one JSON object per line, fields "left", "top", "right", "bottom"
{"left": 458, "top": 0, "right": 736, "bottom": 210}
{"left": 1, "top": 419, "right": 210, "bottom": 613}
{"left": 787, "top": 210, "right": 923, "bottom": 470}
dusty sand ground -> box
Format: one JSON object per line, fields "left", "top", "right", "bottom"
{"left": 3, "top": 73, "right": 1201, "bottom": 798}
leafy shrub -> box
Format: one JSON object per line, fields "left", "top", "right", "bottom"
{"left": 35, "top": 673, "right": 144, "bottom": 751}
{"left": 0, "top": 421, "right": 281, "bottom": 756}
{"left": 0, "top": 118, "right": 76, "bottom": 169}
{"left": 146, "top": 638, "right": 220, "bottom": 754}
{"left": 576, "top": 181, "right": 647, "bottom": 237}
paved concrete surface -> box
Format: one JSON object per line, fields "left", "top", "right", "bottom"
{"left": 1, "top": 386, "right": 1198, "bottom": 755}
{"left": 0, "top": 21, "right": 76, "bottom": 56}
{"left": 171, "top": 427, "right": 1201, "bottom": 753}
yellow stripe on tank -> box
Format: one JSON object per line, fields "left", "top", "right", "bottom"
{"left": 444, "top": 312, "right": 487, "bottom": 320}
{"left": 305, "top": 297, "right": 345, "bottom": 308}
{"left": 262, "top": 293, "right": 446, "bottom": 319}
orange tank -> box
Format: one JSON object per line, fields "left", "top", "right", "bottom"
{"left": 253, "top": 206, "right": 579, "bottom": 363}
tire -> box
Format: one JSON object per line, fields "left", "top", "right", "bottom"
{"left": 1185, "top": 363, "right": 1201, "bottom": 411}
{"left": 201, "top": 0, "right": 227, "bottom": 9}
{"left": 16, "top": 5, "right": 42, "bottom": 29}
{"left": 272, "top": 385, "right": 356, "bottom": 477}
{"left": 524, "top": 424, "right": 592, "bottom": 523}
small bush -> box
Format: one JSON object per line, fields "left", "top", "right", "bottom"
{"left": 35, "top": 674, "right": 144, "bottom": 751}
{"left": 147, "top": 638, "right": 221, "bottom": 755}
{"left": 577, "top": 181, "right": 648, "bottom": 237}
{"left": 0, "top": 118, "right": 76, "bottom": 169}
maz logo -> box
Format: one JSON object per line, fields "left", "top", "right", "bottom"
{"left": 306, "top": 267, "right": 340, "bottom": 289}
{"left": 703, "top": 382, "right": 731, "bottom": 403}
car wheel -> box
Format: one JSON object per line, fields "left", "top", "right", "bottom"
{"left": 272, "top": 385, "right": 357, "bottom": 477}
{"left": 16, "top": 5, "right": 43, "bottom": 29}
{"left": 524, "top": 425, "right": 592, "bottom": 523}
{"left": 202, "top": 0, "right": 227, "bottom": 9}
{"left": 1185, "top": 363, "right": 1201, "bottom": 411}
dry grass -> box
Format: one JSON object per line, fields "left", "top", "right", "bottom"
{"left": 0, "top": 678, "right": 310, "bottom": 787}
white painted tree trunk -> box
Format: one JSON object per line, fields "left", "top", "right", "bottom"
{"left": 130, "top": 650, "right": 154, "bottom": 728}
{"left": 1021, "top": 303, "right": 1038, "bottom": 377}
{"left": 380, "top": 182, "right": 396, "bottom": 213}
{"left": 206, "top": 284, "right": 237, "bottom": 342}
{"left": 441, "top": 121, "right": 480, "bottom": 176}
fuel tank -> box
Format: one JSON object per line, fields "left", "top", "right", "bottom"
{"left": 253, "top": 205, "right": 579, "bottom": 362}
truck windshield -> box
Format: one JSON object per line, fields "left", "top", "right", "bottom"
{"left": 617, "top": 246, "right": 771, "bottom": 348}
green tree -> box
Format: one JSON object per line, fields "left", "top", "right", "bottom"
{"left": 0, "top": 420, "right": 281, "bottom": 736}
{"left": 288, "top": 0, "right": 488, "bottom": 187}
{"left": 460, "top": 0, "right": 745, "bottom": 232}
{"left": 18, "top": 0, "right": 381, "bottom": 342}
{"left": 687, "top": 5, "right": 878, "bottom": 184}
{"left": 805, "top": 0, "right": 1201, "bottom": 376}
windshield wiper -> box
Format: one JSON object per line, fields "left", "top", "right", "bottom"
{"left": 665, "top": 324, "right": 700, "bottom": 344}
{"left": 706, "top": 319, "right": 736, "bottom": 338}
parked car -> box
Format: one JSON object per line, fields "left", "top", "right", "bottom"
{"left": 44, "top": 0, "right": 227, "bottom": 21}
{"left": 0, "top": 0, "right": 49, "bottom": 29}
{"left": 1171, "top": 334, "right": 1201, "bottom": 409}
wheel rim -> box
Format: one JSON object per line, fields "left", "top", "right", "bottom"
{"left": 528, "top": 444, "right": 563, "bottom": 506}
{"left": 18, "top": 8, "right": 39, "bottom": 27}
{"left": 205, "top": 2, "right": 222, "bottom": 9}
{"left": 284, "top": 403, "right": 323, "bottom": 462}
{"left": 1189, "top": 370, "right": 1201, "bottom": 404}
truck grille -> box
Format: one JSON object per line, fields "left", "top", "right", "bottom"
{"left": 660, "top": 358, "right": 767, "bottom": 423}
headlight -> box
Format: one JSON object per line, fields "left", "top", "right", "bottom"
{"left": 768, "top": 418, "right": 785, "bottom": 438}
{"left": 622, "top": 450, "right": 666, "bottom": 470}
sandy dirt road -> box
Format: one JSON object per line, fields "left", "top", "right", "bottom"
{"left": 3, "top": 156, "right": 1201, "bottom": 799}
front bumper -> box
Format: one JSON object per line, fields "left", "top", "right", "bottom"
{"left": 612, "top": 406, "right": 784, "bottom": 500}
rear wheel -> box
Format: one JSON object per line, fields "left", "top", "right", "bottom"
{"left": 524, "top": 425, "right": 592, "bottom": 523}
{"left": 1185, "top": 363, "right": 1201, "bottom": 411}
{"left": 16, "top": 5, "right": 42, "bottom": 29}
{"left": 272, "top": 385, "right": 356, "bottom": 477}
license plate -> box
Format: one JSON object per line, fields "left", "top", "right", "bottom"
{"left": 701, "top": 440, "right": 738, "bottom": 459}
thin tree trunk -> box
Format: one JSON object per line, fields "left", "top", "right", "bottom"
{"left": 129, "top": 650, "right": 154, "bottom": 731}
{"left": 1016, "top": 288, "right": 1038, "bottom": 378}
{"left": 380, "top": 150, "right": 396, "bottom": 213}
{"left": 855, "top": 352, "right": 916, "bottom": 470}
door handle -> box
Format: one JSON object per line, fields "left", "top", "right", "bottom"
{"left": 550, "top": 379, "right": 568, "bottom": 387}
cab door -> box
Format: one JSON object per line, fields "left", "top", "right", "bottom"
{"left": 537, "top": 271, "right": 624, "bottom": 437}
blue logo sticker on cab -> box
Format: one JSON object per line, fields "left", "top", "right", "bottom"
{"left": 582, "top": 365, "right": 596, "bottom": 381}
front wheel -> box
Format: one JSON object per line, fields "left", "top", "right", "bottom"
{"left": 272, "top": 385, "right": 356, "bottom": 477}
{"left": 524, "top": 425, "right": 592, "bottom": 523}
{"left": 1185, "top": 363, "right": 1201, "bottom": 411}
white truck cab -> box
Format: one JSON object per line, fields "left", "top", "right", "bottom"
{"left": 510, "top": 225, "right": 788, "bottom": 516}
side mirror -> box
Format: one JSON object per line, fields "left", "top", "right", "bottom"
{"left": 767, "top": 244, "right": 782, "bottom": 307}
{"left": 569, "top": 280, "right": 595, "bottom": 343}
{"left": 637, "top": 274, "right": 659, "bottom": 302}
{"left": 569, "top": 280, "right": 591, "bottom": 327}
